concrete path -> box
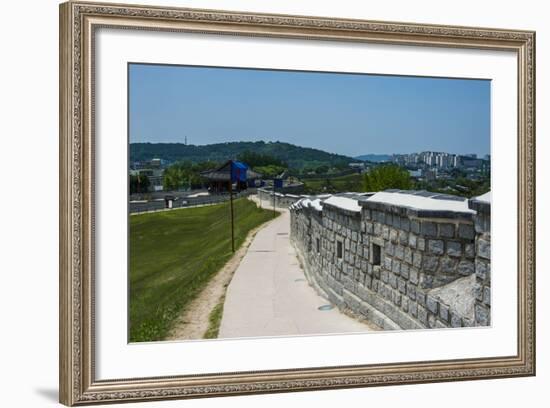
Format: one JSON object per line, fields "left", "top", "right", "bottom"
{"left": 218, "top": 203, "right": 373, "bottom": 339}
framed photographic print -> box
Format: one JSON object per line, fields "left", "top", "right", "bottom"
{"left": 59, "top": 1, "right": 536, "bottom": 405}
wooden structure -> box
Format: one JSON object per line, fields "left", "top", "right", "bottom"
{"left": 201, "top": 160, "right": 262, "bottom": 193}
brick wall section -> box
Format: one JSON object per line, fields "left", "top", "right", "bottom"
{"left": 290, "top": 191, "right": 491, "bottom": 330}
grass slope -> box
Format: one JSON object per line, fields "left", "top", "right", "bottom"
{"left": 129, "top": 198, "right": 277, "bottom": 342}
{"left": 203, "top": 297, "right": 225, "bottom": 339}
{"left": 303, "top": 173, "right": 364, "bottom": 194}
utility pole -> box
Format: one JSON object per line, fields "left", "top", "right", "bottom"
{"left": 272, "top": 182, "right": 276, "bottom": 217}
{"left": 259, "top": 189, "right": 262, "bottom": 209}
{"left": 229, "top": 165, "right": 235, "bottom": 252}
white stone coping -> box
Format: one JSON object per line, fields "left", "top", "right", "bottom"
{"left": 473, "top": 191, "right": 491, "bottom": 204}
{"left": 289, "top": 190, "right": 491, "bottom": 216}
{"left": 291, "top": 197, "right": 323, "bottom": 211}
{"left": 322, "top": 196, "right": 362, "bottom": 213}
{"left": 365, "top": 191, "right": 475, "bottom": 214}
{"left": 309, "top": 199, "right": 323, "bottom": 211}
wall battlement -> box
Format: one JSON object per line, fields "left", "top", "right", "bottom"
{"left": 288, "top": 189, "right": 491, "bottom": 330}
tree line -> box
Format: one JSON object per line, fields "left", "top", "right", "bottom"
{"left": 130, "top": 141, "right": 355, "bottom": 170}
{"left": 131, "top": 158, "right": 488, "bottom": 198}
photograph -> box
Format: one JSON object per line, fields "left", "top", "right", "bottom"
{"left": 128, "top": 63, "right": 491, "bottom": 343}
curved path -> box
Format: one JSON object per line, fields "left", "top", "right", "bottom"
{"left": 218, "top": 202, "right": 373, "bottom": 339}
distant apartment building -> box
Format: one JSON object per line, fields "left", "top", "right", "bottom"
{"left": 461, "top": 157, "right": 484, "bottom": 169}
{"left": 130, "top": 158, "right": 165, "bottom": 192}
{"left": 129, "top": 168, "right": 164, "bottom": 192}
{"left": 392, "top": 151, "right": 488, "bottom": 172}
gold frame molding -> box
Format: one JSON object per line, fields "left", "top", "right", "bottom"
{"left": 59, "top": 1, "right": 536, "bottom": 405}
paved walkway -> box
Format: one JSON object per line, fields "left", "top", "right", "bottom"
{"left": 218, "top": 203, "right": 372, "bottom": 339}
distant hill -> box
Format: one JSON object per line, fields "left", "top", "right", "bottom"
{"left": 130, "top": 141, "right": 356, "bottom": 170}
{"left": 354, "top": 154, "right": 392, "bottom": 163}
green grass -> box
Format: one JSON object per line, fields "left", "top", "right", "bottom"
{"left": 303, "top": 173, "right": 363, "bottom": 194}
{"left": 203, "top": 296, "right": 225, "bottom": 339}
{"left": 129, "top": 198, "right": 277, "bottom": 342}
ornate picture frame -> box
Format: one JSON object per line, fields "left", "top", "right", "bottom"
{"left": 59, "top": 1, "right": 535, "bottom": 405}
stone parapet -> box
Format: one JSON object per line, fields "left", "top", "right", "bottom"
{"left": 290, "top": 190, "right": 491, "bottom": 330}
{"left": 469, "top": 193, "right": 491, "bottom": 326}
{"left": 257, "top": 188, "right": 304, "bottom": 207}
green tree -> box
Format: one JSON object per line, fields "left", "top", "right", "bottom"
{"left": 163, "top": 165, "right": 185, "bottom": 191}
{"left": 130, "top": 174, "right": 150, "bottom": 194}
{"left": 163, "top": 160, "right": 220, "bottom": 191}
{"left": 363, "top": 164, "right": 412, "bottom": 192}
{"left": 254, "top": 164, "right": 286, "bottom": 178}
{"left": 315, "top": 165, "right": 329, "bottom": 175}
{"left": 323, "top": 178, "right": 335, "bottom": 193}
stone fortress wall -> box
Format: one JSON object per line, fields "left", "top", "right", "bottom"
{"left": 257, "top": 188, "right": 303, "bottom": 208}
{"left": 469, "top": 196, "right": 492, "bottom": 327}
{"left": 287, "top": 189, "right": 491, "bottom": 330}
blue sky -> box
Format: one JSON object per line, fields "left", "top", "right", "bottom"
{"left": 129, "top": 63, "right": 490, "bottom": 157}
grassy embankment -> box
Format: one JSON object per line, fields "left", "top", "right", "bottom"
{"left": 129, "top": 198, "right": 277, "bottom": 342}
{"left": 203, "top": 298, "right": 225, "bottom": 339}
{"left": 303, "top": 173, "right": 363, "bottom": 194}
